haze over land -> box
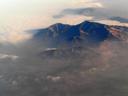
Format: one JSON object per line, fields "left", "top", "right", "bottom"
{"left": 0, "top": 20, "right": 128, "bottom": 96}
{"left": 0, "top": 0, "right": 128, "bottom": 96}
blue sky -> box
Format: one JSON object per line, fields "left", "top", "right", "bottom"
{"left": 0, "top": 0, "right": 127, "bottom": 43}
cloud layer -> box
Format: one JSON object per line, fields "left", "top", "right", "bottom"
{"left": 54, "top": 0, "right": 128, "bottom": 24}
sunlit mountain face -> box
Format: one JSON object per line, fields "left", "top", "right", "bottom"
{"left": 0, "top": 0, "right": 128, "bottom": 96}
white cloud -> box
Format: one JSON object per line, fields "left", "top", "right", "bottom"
{"left": 69, "top": 0, "right": 103, "bottom": 8}
{"left": 96, "top": 19, "right": 128, "bottom": 27}
{"left": 0, "top": 53, "right": 19, "bottom": 60}
{"left": 56, "top": 15, "right": 93, "bottom": 25}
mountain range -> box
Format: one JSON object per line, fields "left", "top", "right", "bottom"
{"left": 32, "top": 21, "right": 128, "bottom": 48}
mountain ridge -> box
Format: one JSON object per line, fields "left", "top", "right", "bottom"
{"left": 32, "top": 21, "right": 128, "bottom": 48}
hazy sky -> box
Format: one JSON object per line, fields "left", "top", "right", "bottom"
{"left": 0, "top": 0, "right": 127, "bottom": 43}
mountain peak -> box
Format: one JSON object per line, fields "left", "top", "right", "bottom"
{"left": 80, "top": 20, "right": 100, "bottom": 25}
{"left": 51, "top": 23, "right": 64, "bottom": 26}
{"left": 50, "top": 23, "right": 70, "bottom": 27}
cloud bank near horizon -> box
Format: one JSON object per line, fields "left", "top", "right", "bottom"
{"left": 54, "top": 0, "right": 128, "bottom": 24}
